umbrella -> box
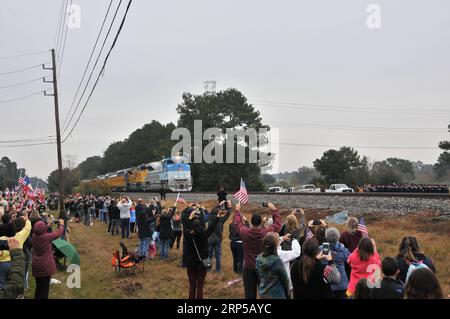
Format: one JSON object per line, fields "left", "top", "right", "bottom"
{"left": 52, "top": 238, "right": 80, "bottom": 266}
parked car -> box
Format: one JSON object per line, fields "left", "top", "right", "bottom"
{"left": 325, "top": 184, "right": 354, "bottom": 193}
{"left": 296, "top": 184, "right": 321, "bottom": 193}
{"left": 268, "top": 186, "right": 287, "bottom": 193}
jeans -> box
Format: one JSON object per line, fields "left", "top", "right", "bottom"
{"left": 0, "top": 261, "right": 11, "bottom": 289}
{"left": 111, "top": 219, "right": 120, "bottom": 235}
{"left": 83, "top": 211, "right": 91, "bottom": 226}
{"left": 120, "top": 218, "right": 130, "bottom": 238}
{"left": 208, "top": 241, "right": 222, "bottom": 272}
{"left": 160, "top": 239, "right": 170, "bottom": 259}
{"left": 187, "top": 265, "right": 207, "bottom": 299}
{"left": 243, "top": 267, "right": 259, "bottom": 299}
{"left": 34, "top": 276, "right": 51, "bottom": 299}
{"left": 138, "top": 237, "right": 150, "bottom": 257}
{"left": 230, "top": 241, "right": 243, "bottom": 274}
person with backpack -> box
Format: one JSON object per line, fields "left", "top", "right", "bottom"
{"left": 207, "top": 200, "right": 231, "bottom": 273}
{"left": 347, "top": 237, "right": 381, "bottom": 297}
{"left": 395, "top": 236, "right": 436, "bottom": 284}
{"left": 234, "top": 202, "right": 282, "bottom": 299}
{"left": 108, "top": 200, "right": 121, "bottom": 236}
{"left": 371, "top": 257, "right": 404, "bottom": 299}
{"left": 290, "top": 238, "right": 341, "bottom": 299}
{"left": 256, "top": 233, "right": 290, "bottom": 299}
{"left": 184, "top": 207, "right": 225, "bottom": 299}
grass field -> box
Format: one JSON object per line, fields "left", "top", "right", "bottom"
{"left": 24, "top": 200, "right": 450, "bottom": 299}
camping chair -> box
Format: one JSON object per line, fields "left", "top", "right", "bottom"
{"left": 120, "top": 241, "right": 145, "bottom": 273}
{"left": 112, "top": 250, "right": 137, "bottom": 277}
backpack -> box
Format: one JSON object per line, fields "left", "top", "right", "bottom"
{"left": 406, "top": 261, "right": 430, "bottom": 282}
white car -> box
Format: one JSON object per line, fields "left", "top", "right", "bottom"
{"left": 296, "top": 184, "right": 321, "bottom": 193}
{"left": 325, "top": 184, "right": 354, "bottom": 193}
{"left": 268, "top": 186, "right": 287, "bottom": 193}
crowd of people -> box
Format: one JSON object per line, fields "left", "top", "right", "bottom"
{"left": 0, "top": 191, "right": 66, "bottom": 299}
{"left": 361, "top": 183, "right": 449, "bottom": 193}
{"left": 0, "top": 187, "right": 446, "bottom": 300}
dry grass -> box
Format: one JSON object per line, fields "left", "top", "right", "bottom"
{"left": 24, "top": 200, "right": 450, "bottom": 298}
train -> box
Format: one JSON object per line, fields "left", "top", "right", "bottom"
{"left": 83, "top": 156, "right": 193, "bottom": 192}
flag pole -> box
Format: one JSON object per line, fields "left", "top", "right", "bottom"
{"left": 174, "top": 192, "right": 180, "bottom": 207}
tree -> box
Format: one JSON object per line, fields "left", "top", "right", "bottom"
{"left": 176, "top": 88, "right": 269, "bottom": 191}
{"left": 385, "top": 157, "right": 415, "bottom": 182}
{"left": 370, "top": 161, "right": 402, "bottom": 185}
{"left": 313, "top": 147, "right": 366, "bottom": 186}
{"left": 434, "top": 124, "right": 450, "bottom": 179}
{"left": 0, "top": 157, "right": 22, "bottom": 189}
{"left": 78, "top": 156, "right": 103, "bottom": 180}
{"left": 47, "top": 168, "right": 80, "bottom": 194}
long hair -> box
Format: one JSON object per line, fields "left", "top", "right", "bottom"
{"left": 285, "top": 214, "right": 299, "bottom": 234}
{"left": 405, "top": 268, "right": 443, "bottom": 299}
{"left": 398, "top": 236, "right": 424, "bottom": 262}
{"left": 358, "top": 237, "right": 374, "bottom": 261}
{"left": 261, "top": 233, "right": 278, "bottom": 258}
{"left": 299, "top": 238, "right": 319, "bottom": 284}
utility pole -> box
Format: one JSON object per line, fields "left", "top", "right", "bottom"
{"left": 44, "top": 49, "right": 65, "bottom": 222}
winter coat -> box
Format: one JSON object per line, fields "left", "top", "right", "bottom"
{"left": 319, "top": 242, "right": 350, "bottom": 291}
{"left": 158, "top": 209, "right": 175, "bottom": 240}
{"left": 0, "top": 249, "right": 24, "bottom": 299}
{"left": 183, "top": 215, "right": 219, "bottom": 268}
{"left": 109, "top": 204, "right": 120, "bottom": 220}
{"left": 207, "top": 208, "right": 230, "bottom": 244}
{"left": 339, "top": 231, "right": 362, "bottom": 253}
{"left": 117, "top": 199, "right": 132, "bottom": 219}
{"left": 291, "top": 257, "right": 341, "bottom": 299}
{"left": 347, "top": 248, "right": 381, "bottom": 294}
{"left": 136, "top": 204, "right": 151, "bottom": 238}
{"left": 395, "top": 253, "right": 435, "bottom": 284}
{"left": 371, "top": 277, "right": 404, "bottom": 299}
{"left": 171, "top": 214, "right": 182, "bottom": 232}
{"left": 256, "top": 254, "right": 290, "bottom": 299}
{"left": 233, "top": 210, "right": 282, "bottom": 270}
{"left": 31, "top": 221, "right": 64, "bottom": 277}
{"left": 0, "top": 220, "right": 31, "bottom": 262}
{"left": 277, "top": 238, "right": 301, "bottom": 291}
{"left": 229, "top": 223, "right": 242, "bottom": 243}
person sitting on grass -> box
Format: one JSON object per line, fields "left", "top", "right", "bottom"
{"left": 371, "top": 257, "right": 404, "bottom": 299}
{"left": 256, "top": 232, "right": 290, "bottom": 299}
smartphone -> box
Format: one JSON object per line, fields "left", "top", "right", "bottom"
{"left": 312, "top": 219, "right": 321, "bottom": 226}
{"left": 262, "top": 202, "right": 268, "bottom": 208}
{"left": 295, "top": 209, "right": 301, "bottom": 213}
{"left": 322, "top": 242, "right": 330, "bottom": 255}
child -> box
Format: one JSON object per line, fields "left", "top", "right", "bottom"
{"left": 371, "top": 257, "right": 404, "bottom": 299}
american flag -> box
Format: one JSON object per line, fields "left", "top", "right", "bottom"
{"left": 175, "top": 193, "right": 187, "bottom": 205}
{"left": 233, "top": 178, "right": 249, "bottom": 204}
{"left": 305, "top": 226, "right": 314, "bottom": 240}
{"left": 357, "top": 216, "right": 369, "bottom": 238}
{"left": 18, "top": 177, "right": 25, "bottom": 186}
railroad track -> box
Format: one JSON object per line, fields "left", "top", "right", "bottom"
{"left": 118, "top": 191, "right": 450, "bottom": 200}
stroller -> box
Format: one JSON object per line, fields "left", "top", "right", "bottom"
{"left": 111, "top": 241, "right": 145, "bottom": 277}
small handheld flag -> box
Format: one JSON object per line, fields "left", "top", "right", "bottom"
{"left": 357, "top": 216, "right": 369, "bottom": 238}
{"left": 305, "top": 226, "right": 314, "bottom": 240}
{"left": 233, "top": 178, "right": 249, "bottom": 204}
{"left": 175, "top": 193, "right": 187, "bottom": 205}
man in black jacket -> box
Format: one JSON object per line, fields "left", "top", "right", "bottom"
{"left": 109, "top": 200, "right": 121, "bottom": 236}
{"left": 207, "top": 200, "right": 231, "bottom": 273}
{"left": 371, "top": 257, "right": 404, "bottom": 299}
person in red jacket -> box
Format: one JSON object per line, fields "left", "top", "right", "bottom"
{"left": 347, "top": 237, "right": 381, "bottom": 296}
{"left": 233, "top": 202, "right": 282, "bottom": 299}
{"left": 32, "top": 219, "right": 65, "bottom": 299}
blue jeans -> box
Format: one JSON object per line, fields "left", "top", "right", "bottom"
{"left": 0, "top": 261, "right": 12, "bottom": 289}
{"left": 138, "top": 237, "right": 150, "bottom": 257}
{"left": 208, "top": 241, "right": 222, "bottom": 272}
{"left": 160, "top": 239, "right": 170, "bottom": 259}
{"left": 120, "top": 218, "right": 130, "bottom": 238}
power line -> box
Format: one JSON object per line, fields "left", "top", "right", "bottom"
{"left": 0, "top": 77, "right": 45, "bottom": 89}
{"left": 57, "top": 0, "right": 73, "bottom": 77}
{"left": 0, "top": 141, "right": 56, "bottom": 148}
{"left": 0, "top": 50, "right": 49, "bottom": 61}
{"left": 268, "top": 121, "right": 448, "bottom": 133}
{"left": 277, "top": 142, "right": 438, "bottom": 150}
{"left": 61, "top": 0, "right": 114, "bottom": 130}
{"left": 55, "top": 0, "right": 69, "bottom": 58}
{"left": 62, "top": 0, "right": 125, "bottom": 136}
{"left": 0, "top": 90, "right": 50, "bottom": 103}
{"left": 0, "top": 64, "right": 49, "bottom": 76}
{"left": 252, "top": 99, "right": 450, "bottom": 114}
{"left": 62, "top": 0, "right": 133, "bottom": 143}
{"left": 0, "top": 136, "right": 56, "bottom": 144}
{"left": 53, "top": 0, "right": 65, "bottom": 49}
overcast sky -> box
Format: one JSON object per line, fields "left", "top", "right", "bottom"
{"left": 1, "top": 0, "right": 449, "bottom": 180}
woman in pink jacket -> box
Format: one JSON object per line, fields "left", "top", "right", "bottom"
{"left": 347, "top": 237, "right": 381, "bottom": 296}
{"left": 32, "top": 219, "right": 65, "bottom": 299}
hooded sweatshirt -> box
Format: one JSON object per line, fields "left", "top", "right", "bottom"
{"left": 255, "top": 254, "right": 290, "bottom": 299}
